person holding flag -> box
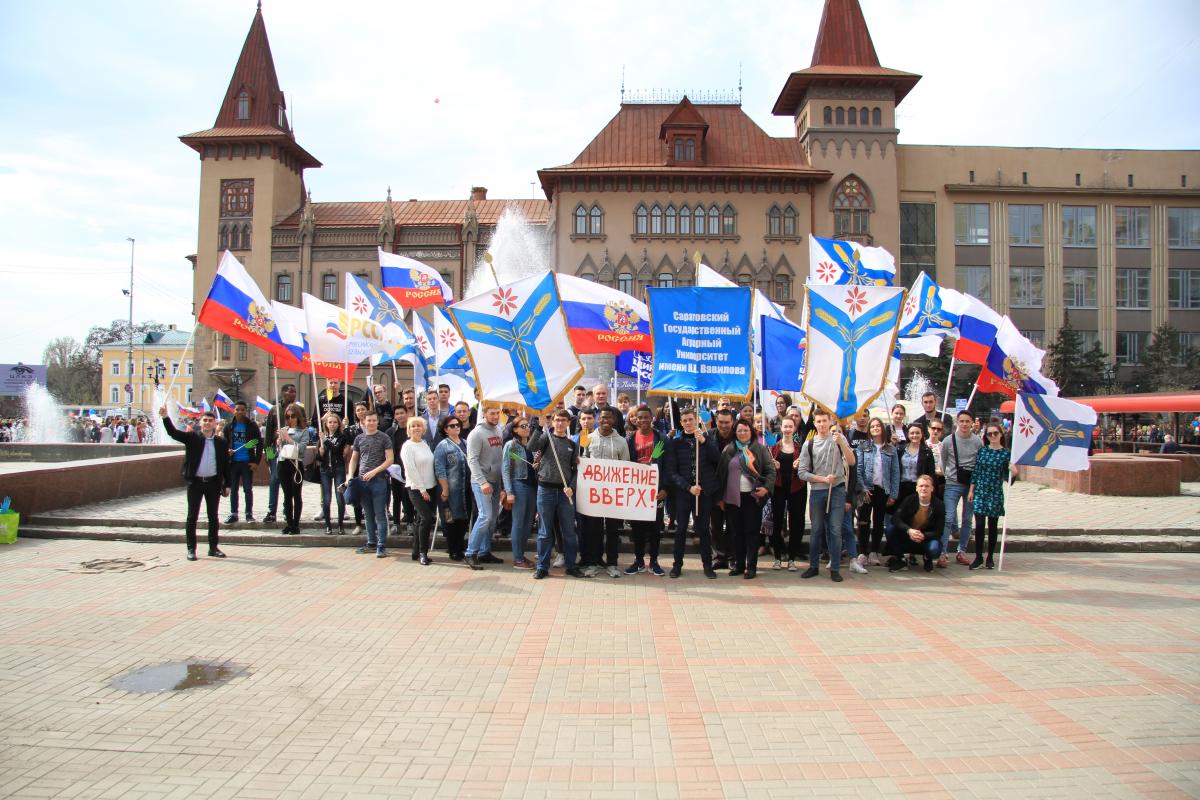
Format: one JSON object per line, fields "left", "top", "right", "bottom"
{"left": 798, "top": 409, "right": 856, "bottom": 582}
{"left": 159, "top": 405, "right": 230, "bottom": 562}
{"left": 623, "top": 405, "right": 669, "bottom": 577}
{"left": 664, "top": 407, "right": 721, "bottom": 580}
{"left": 528, "top": 409, "right": 584, "bottom": 579}
{"left": 262, "top": 383, "right": 299, "bottom": 525}
{"left": 223, "top": 400, "right": 262, "bottom": 525}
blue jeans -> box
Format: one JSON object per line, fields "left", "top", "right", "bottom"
{"left": 467, "top": 481, "right": 500, "bottom": 557}
{"left": 840, "top": 498, "right": 859, "bottom": 560}
{"left": 266, "top": 457, "right": 279, "bottom": 514}
{"left": 228, "top": 461, "right": 254, "bottom": 516}
{"left": 536, "top": 486, "right": 577, "bottom": 571}
{"left": 808, "top": 484, "right": 845, "bottom": 572}
{"left": 362, "top": 475, "right": 389, "bottom": 552}
{"left": 942, "top": 481, "right": 974, "bottom": 553}
{"left": 320, "top": 466, "right": 346, "bottom": 524}
{"left": 509, "top": 481, "right": 536, "bottom": 562}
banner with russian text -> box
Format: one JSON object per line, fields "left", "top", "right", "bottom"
{"left": 646, "top": 286, "right": 753, "bottom": 399}
{"left": 575, "top": 457, "right": 659, "bottom": 522}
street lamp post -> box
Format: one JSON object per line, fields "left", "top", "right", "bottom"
{"left": 125, "top": 237, "right": 135, "bottom": 421}
{"left": 231, "top": 368, "right": 243, "bottom": 405}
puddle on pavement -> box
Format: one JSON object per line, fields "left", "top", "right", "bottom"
{"left": 112, "top": 660, "right": 244, "bottom": 693}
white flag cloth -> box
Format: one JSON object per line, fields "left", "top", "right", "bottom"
{"left": 301, "top": 293, "right": 403, "bottom": 363}
{"left": 801, "top": 284, "right": 905, "bottom": 419}
{"left": 1013, "top": 393, "right": 1096, "bottom": 471}
{"left": 807, "top": 235, "right": 896, "bottom": 286}
{"left": 447, "top": 271, "right": 583, "bottom": 413}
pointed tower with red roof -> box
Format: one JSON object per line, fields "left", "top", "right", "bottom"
{"left": 180, "top": 4, "right": 321, "bottom": 403}
{"left": 773, "top": 0, "right": 920, "bottom": 265}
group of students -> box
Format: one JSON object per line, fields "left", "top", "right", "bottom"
{"left": 161, "top": 377, "right": 1015, "bottom": 577}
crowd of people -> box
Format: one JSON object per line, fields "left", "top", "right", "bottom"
{"left": 0, "top": 415, "right": 155, "bottom": 443}
{"left": 160, "top": 379, "right": 1028, "bottom": 578}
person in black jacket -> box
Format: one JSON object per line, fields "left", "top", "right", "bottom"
{"left": 887, "top": 474, "right": 945, "bottom": 573}
{"left": 224, "top": 401, "right": 262, "bottom": 524}
{"left": 623, "top": 405, "right": 669, "bottom": 576}
{"left": 160, "top": 406, "right": 230, "bottom": 561}
{"left": 663, "top": 406, "right": 720, "bottom": 579}
{"left": 715, "top": 419, "right": 777, "bottom": 579}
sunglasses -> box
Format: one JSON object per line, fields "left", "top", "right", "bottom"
{"left": 988, "top": 430, "right": 1003, "bottom": 437}
{"left": 446, "top": 423, "right": 461, "bottom": 429}
{"left": 930, "top": 426, "right": 943, "bottom": 431}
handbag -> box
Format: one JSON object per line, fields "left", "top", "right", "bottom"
{"left": 951, "top": 435, "right": 972, "bottom": 486}
{"left": 302, "top": 460, "right": 321, "bottom": 484}
{"left": 343, "top": 476, "right": 363, "bottom": 505}
{"left": 278, "top": 443, "right": 300, "bottom": 461}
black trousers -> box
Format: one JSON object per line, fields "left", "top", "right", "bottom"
{"left": 727, "top": 492, "right": 765, "bottom": 572}
{"left": 443, "top": 517, "right": 468, "bottom": 558}
{"left": 408, "top": 485, "right": 439, "bottom": 556}
{"left": 709, "top": 502, "right": 729, "bottom": 557}
{"left": 770, "top": 484, "right": 806, "bottom": 561}
{"left": 390, "top": 477, "right": 406, "bottom": 527}
{"left": 581, "top": 515, "right": 621, "bottom": 567}
{"left": 974, "top": 513, "right": 999, "bottom": 558}
{"left": 631, "top": 507, "right": 664, "bottom": 562}
{"left": 859, "top": 486, "right": 889, "bottom": 556}
{"left": 673, "top": 490, "right": 713, "bottom": 569}
{"left": 279, "top": 461, "right": 303, "bottom": 528}
{"left": 185, "top": 477, "right": 222, "bottom": 552}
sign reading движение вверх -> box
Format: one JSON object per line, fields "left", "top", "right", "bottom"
{"left": 575, "top": 457, "right": 659, "bottom": 522}
{"left": 646, "top": 286, "right": 753, "bottom": 400}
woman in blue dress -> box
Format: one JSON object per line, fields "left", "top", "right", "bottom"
{"left": 967, "top": 421, "right": 1014, "bottom": 570}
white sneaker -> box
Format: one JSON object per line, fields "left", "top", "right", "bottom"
{"left": 552, "top": 553, "right": 566, "bottom": 569}
{"left": 850, "top": 560, "right": 868, "bottom": 574}
{"left": 772, "top": 560, "right": 782, "bottom": 570}
{"left": 856, "top": 554, "right": 868, "bottom": 567}
{"left": 584, "top": 565, "right": 599, "bottom": 578}
{"left": 787, "top": 560, "right": 798, "bottom": 572}
{"left": 352, "top": 525, "right": 364, "bottom": 537}
{"left": 868, "top": 552, "right": 882, "bottom": 566}
{"left": 606, "top": 565, "right": 620, "bottom": 578}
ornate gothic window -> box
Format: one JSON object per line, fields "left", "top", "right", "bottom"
{"left": 708, "top": 205, "right": 720, "bottom": 235}
{"left": 589, "top": 203, "right": 603, "bottom": 235}
{"left": 823, "top": 106, "right": 832, "bottom": 125}
{"left": 833, "top": 175, "right": 873, "bottom": 243}
{"left": 767, "top": 205, "right": 782, "bottom": 237}
{"left": 783, "top": 205, "right": 797, "bottom": 238}
{"left": 237, "top": 91, "right": 251, "bottom": 121}
{"left": 220, "top": 179, "right": 254, "bottom": 216}
{"left": 665, "top": 205, "right": 677, "bottom": 236}
{"left": 693, "top": 205, "right": 706, "bottom": 236}
{"left": 635, "top": 204, "right": 648, "bottom": 235}
{"left": 650, "top": 204, "right": 663, "bottom": 235}
{"left": 722, "top": 204, "right": 736, "bottom": 235}
{"left": 574, "top": 204, "right": 587, "bottom": 235}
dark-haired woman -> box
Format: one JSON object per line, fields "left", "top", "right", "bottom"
{"left": 715, "top": 419, "right": 776, "bottom": 579}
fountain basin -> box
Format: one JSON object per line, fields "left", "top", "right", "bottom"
{"left": 0, "top": 449, "right": 184, "bottom": 515}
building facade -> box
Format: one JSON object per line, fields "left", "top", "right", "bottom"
{"left": 185, "top": 0, "right": 1198, "bottom": 403}
{"left": 99, "top": 328, "right": 193, "bottom": 416}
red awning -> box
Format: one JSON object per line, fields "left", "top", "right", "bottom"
{"left": 998, "top": 392, "right": 1200, "bottom": 415}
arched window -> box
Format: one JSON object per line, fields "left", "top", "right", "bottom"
{"left": 848, "top": 107, "right": 857, "bottom": 125}
{"left": 580, "top": 272, "right": 596, "bottom": 282}
{"left": 617, "top": 272, "right": 634, "bottom": 295}
{"left": 574, "top": 205, "right": 587, "bottom": 235}
{"left": 774, "top": 275, "right": 792, "bottom": 301}
{"left": 783, "top": 205, "right": 797, "bottom": 237}
{"left": 872, "top": 108, "right": 881, "bottom": 127}
{"left": 650, "top": 204, "right": 663, "bottom": 235}
{"left": 237, "top": 91, "right": 250, "bottom": 121}
{"left": 240, "top": 223, "right": 252, "bottom": 249}
{"left": 835, "top": 107, "right": 845, "bottom": 125}
{"left": 657, "top": 272, "right": 674, "bottom": 288}
{"left": 768, "top": 205, "right": 782, "bottom": 237}
{"left": 823, "top": 106, "right": 832, "bottom": 125}
{"left": 218, "top": 224, "right": 230, "bottom": 250}
{"left": 736, "top": 274, "right": 753, "bottom": 287}
{"left": 832, "top": 175, "right": 873, "bottom": 242}
{"left": 589, "top": 204, "right": 603, "bottom": 235}
{"left": 708, "top": 205, "right": 720, "bottom": 235}
{"left": 722, "top": 204, "right": 736, "bottom": 235}
{"left": 693, "top": 205, "right": 705, "bottom": 236}
{"left": 665, "top": 205, "right": 677, "bottom": 235}
{"left": 635, "top": 204, "right": 648, "bottom": 235}
{"left": 860, "top": 106, "right": 869, "bottom": 124}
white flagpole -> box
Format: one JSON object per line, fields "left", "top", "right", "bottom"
{"left": 162, "top": 324, "right": 196, "bottom": 404}
{"left": 342, "top": 360, "right": 349, "bottom": 425}
{"left": 964, "top": 383, "right": 978, "bottom": 411}
{"left": 273, "top": 362, "right": 283, "bottom": 434}
{"left": 941, "top": 354, "right": 957, "bottom": 416}
{"left": 997, "top": 472, "right": 1015, "bottom": 571}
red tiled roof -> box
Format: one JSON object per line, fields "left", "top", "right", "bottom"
{"left": 275, "top": 199, "right": 549, "bottom": 229}
{"left": 179, "top": 8, "right": 321, "bottom": 169}
{"left": 811, "top": 0, "right": 879, "bottom": 68}
{"left": 539, "top": 103, "right": 827, "bottom": 177}
{"left": 772, "top": 0, "right": 921, "bottom": 115}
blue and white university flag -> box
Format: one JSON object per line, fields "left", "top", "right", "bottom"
{"left": 801, "top": 284, "right": 905, "bottom": 419}
{"left": 647, "top": 286, "right": 754, "bottom": 399}
{"left": 1013, "top": 393, "right": 1095, "bottom": 471}
{"left": 761, "top": 314, "right": 807, "bottom": 393}
{"left": 808, "top": 236, "right": 896, "bottom": 287}
{"left": 897, "top": 271, "right": 968, "bottom": 356}
{"left": 381, "top": 310, "right": 436, "bottom": 389}
{"left": 432, "top": 305, "right": 472, "bottom": 377}
{"left": 447, "top": 271, "right": 583, "bottom": 413}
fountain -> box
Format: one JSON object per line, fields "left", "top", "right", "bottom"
{"left": 22, "top": 383, "right": 67, "bottom": 443}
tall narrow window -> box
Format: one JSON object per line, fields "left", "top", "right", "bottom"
{"left": 833, "top": 176, "right": 872, "bottom": 241}
{"left": 768, "top": 206, "right": 781, "bottom": 237}
{"left": 722, "top": 204, "right": 736, "bottom": 235}
{"left": 236, "top": 91, "right": 250, "bottom": 120}
{"left": 221, "top": 335, "right": 232, "bottom": 360}
{"left": 679, "top": 205, "right": 691, "bottom": 236}
{"left": 574, "top": 204, "right": 587, "bottom": 235}
{"left": 275, "top": 273, "right": 292, "bottom": 303}
{"left": 665, "top": 205, "right": 677, "bottom": 235}
{"left": 693, "top": 205, "right": 705, "bottom": 236}
{"left": 848, "top": 107, "right": 858, "bottom": 125}
{"left": 708, "top": 205, "right": 720, "bottom": 235}
{"left": 238, "top": 341, "right": 248, "bottom": 362}
{"left": 823, "top": 106, "right": 832, "bottom": 125}
{"left": 635, "top": 204, "right": 648, "bottom": 235}
{"left": 783, "top": 205, "right": 797, "bottom": 237}
{"left": 589, "top": 204, "right": 603, "bottom": 235}
{"left": 617, "top": 272, "right": 634, "bottom": 295}
{"left": 773, "top": 275, "right": 791, "bottom": 301}
{"left": 835, "top": 107, "right": 845, "bottom": 125}
{"left": 321, "top": 273, "right": 338, "bottom": 302}
{"left": 650, "top": 204, "right": 663, "bottom": 235}
{"left": 871, "top": 108, "right": 881, "bottom": 126}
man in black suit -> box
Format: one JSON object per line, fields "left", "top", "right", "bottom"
{"left": 160, "top": 406, "right": 231, "bottom": 561}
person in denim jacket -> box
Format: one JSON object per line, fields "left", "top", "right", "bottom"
{"left": 434, "top": 415, "right": 470, "bottom": 561}
{"left": 855, "top": 418, "right": 899, "bottom": 566}
{"left": 501, "top": 419, "right": 538, "bottom": 570}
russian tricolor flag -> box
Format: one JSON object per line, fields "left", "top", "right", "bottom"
{"left": 953, "top": 294, "right": 1002, "bottom": 366}
{"left": 557, "top": 274, "right": 651, "bottom": 355}
{"left": 255, "top": 396, "right": 272, "bottom": 416}
{"left": 976, "top": 317, "right": 1059, "bottom": 399}
{"left": 213, "top": 390, "right": 235, "bottom": 413}
{"left": 379, "top": 248, "right": 452, "bottom": 309}
{"left": 198, "top": 251, "right": 293, "bottom": 364}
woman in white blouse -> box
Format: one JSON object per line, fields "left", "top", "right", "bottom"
{"left": 400, "top": 417, "right": 437, "bottom": 565}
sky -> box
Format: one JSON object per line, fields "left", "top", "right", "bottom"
{"left": 1, "top": 0, "right": 1197, "bottom": 365}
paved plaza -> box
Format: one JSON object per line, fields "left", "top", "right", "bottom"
{"left": 0, "top": 537, "right": 1197, "bottom": 799}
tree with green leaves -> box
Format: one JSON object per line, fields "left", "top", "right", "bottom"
{"left": 43, "top": 337, "right": 99, "bottom": 404}
{"left": 1045, "top": 311, "right": 1110, "bottom": 396}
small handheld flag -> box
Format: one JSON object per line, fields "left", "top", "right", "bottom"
{"left": 213, "top": 390, "right": 234, "bottom": 413}
{"left": 254, "top": 396, "right": 272, "bottom": 416}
